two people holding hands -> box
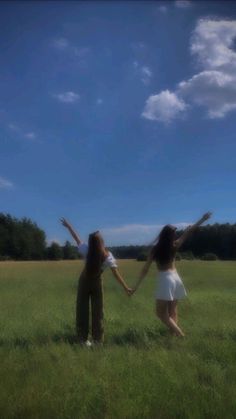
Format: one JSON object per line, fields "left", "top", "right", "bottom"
{"left": 61, "top": 212, "right": 212, "bottom": 344}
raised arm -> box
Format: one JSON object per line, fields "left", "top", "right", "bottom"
{"left": 110, "top": 267, "right": 132, "bottom": 296}
{"left": 175, "top": 212, "right": 212, "bottom": 249}
{"left": 60, "top": 218, "right": 82, "bottom": 246}
{"left": 131, "top": 253, "right": 153, "bottom": 295}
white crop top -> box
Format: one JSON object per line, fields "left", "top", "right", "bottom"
{"left": 78, "top": 242, "right": 118, "bottom": 270}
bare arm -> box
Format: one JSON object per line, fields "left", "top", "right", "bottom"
{"left": 175, "top": 212, "right": 212, "bottom": 249}
{"left": 60, "top": 218, "right": 82, "bottom": 246}
{"left": 110, "top": 267, "right": 132, "bottom": 295}
{"left": 132, "top": 254, "right": 153, "bottom": 294}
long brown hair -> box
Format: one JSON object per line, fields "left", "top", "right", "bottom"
{"left": 85, "top": 231, "right": 106, "bottom": 278}
{"left": 151, "top": 225, "right": 177, "bottom": 265}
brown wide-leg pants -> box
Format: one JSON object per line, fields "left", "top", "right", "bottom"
{"left": 76, "top": 270, "right": 104, "bottom": 343}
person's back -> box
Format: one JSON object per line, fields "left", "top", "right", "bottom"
{"left": 151, "top": 225, "right": 177, "bottom": 271}
{"left": 132, "top": 212, "right": 212, "bottom": 337}
{"left": 60, "top": 219, "right": 132, "bottom": 345}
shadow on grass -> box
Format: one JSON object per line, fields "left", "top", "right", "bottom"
{"left": 108, "top": 326, "right": 171, "bottom": 347}
{"left": 0, "top": 330, "right": 79, "bottom": 349}
{"left": 0, "top": 327, "right": 172, "bottom": 349}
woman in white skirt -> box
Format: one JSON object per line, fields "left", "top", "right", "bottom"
{"left": 132, "top": 212, "right": 212, "bottom": 337}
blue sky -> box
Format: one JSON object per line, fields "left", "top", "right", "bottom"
{"left": 1, "top": 0, "right": 236, "bottom": 245}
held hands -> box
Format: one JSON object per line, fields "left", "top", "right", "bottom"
{"left": 126, "top": 287, "right": 137, "bottom": 297}
{"left": 125, "top": 287, "right": 133, "bottom": 296}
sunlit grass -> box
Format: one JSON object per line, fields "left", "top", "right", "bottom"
{"left": 0, "top": 260, "right": 236, "bottom": 418}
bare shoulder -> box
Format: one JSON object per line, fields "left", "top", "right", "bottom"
{"left": 173, "top": 240, "right": 180, "bottom": 249}
{"left": 104, "top": 248, "right": 110, "bottom": 257}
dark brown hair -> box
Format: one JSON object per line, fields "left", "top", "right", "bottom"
{"left": 85, "top": 231, "right": 106, "bottom": 278}
{"left": 151, "top": 225, "right": 177, "bottom": 266}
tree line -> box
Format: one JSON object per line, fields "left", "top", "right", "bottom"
{"left": 0, "top": 214, "right": 80, "bottom": 261}
{"left": 110, "top": 223, "right": 236, "bottom": 261}
{"left": 0, "top": 213, "right": 236, "bottom": 261}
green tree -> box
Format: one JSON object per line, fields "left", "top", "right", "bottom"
{"left": 0, "top": 213, "right": 46, "bottom": 260}
{"left": 47, "top": 242, "right": 63, "bottom": 260}
{"left": 63, "top": 241, "right": 79, "bottom": 260}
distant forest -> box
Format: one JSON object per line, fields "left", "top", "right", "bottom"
{"left": 0, "top": 213, "right": 236, "bottom": 261}
{"left": 110, "top": 222, "right": 236, "bottom": 261}
{"left": 0, "top": 214, "right": 79, "bottom": 261}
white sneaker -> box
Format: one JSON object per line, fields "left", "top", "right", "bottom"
{"left": 80, "top": 340, "right": 92, "bottom": 348}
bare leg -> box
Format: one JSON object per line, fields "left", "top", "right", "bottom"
{"left": 168, "top": 300, "right": 179, "bottom": 336}
{"left": 156, "top": 300, "right": 184, "bottom": 337}
{"left": 168, "top": 300, "right": 178, "bottom": 323}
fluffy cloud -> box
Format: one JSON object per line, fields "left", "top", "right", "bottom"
{"left": 101, "top": 223, "right": 190, "bottom": 246}
{"left": 142, "top": 19, "right": 236, "bottom": 122}
{"left": 8, "top": 123, "right": 37, "bottom": 140}
{"left": 175, "top": 0, "right": 192, "bottom": 8}
{"left": 0, "top": 176, "right": 13, "bottom": 189}
{"left": 191, "top": 19, "right": 236, "bottom": 72}
{"left": 52, "top": 37, "right": 90, "bottom": 59}
{"left": 178, "top": 70, "right": 236, "bottom": 118}
{"left": 134, "top": 62, "right": 152, "bottom": 85}
{"left": 53, "top": 91, "right": 80, "bottom": 103}
{"left": 140, "top": 66, "right": 152, "bottom": 85}
{"left": 24, "top": 132, "right": 36, "bottom": 140}
{"left": 142, "top": 90, "right": 187, "bottom": 123}
{"left": 52, "top": 37, "right": 70, "bottom": 50}
{"left": 157, "top": 1, "right": 191, "bottom": 14}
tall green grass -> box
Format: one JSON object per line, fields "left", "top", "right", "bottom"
{"left": 0, "top": 260, "right": 236, "bottom": 418}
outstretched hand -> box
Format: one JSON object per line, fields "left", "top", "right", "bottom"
{"left": 60, "top": 217, "right": 70, "bottom": 228}
{"left": 201, "top": 212, "right": 212, "bottom": 222}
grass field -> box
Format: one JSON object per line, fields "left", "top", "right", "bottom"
{"left": 0, "top": 260, "right": 236, "bottom": 419}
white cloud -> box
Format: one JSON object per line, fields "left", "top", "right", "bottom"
{"left": 8, "top": 123, "right": 37, "bottom": 140}
{"left": 178, "top": 70, "right": 236, "bottom": 118}
{"left": 133, "top": 62, "right": 152, "bottom": 85}
{"left": 143, "top": 19, "right": 236, "bottom": 123}
{"left": 52, "top": 37, "right": 70, "bottom": 50}
{"left": 8, "top": 123, "right": 19, "bottom": 132}
{"left": 0, "top": 176, "right": 13, "bottom": 189}
{"left": 24, "top": 132, "right": 36, "bottom": 140}
{"left": 131, "top": 42, "right": 146, "bottom": 51}
{"left": 175, "top": 0, "right": 192, "bottom": 8}
{"left": 52, "top": 37, "right": 90, "bottom": 59}
{"left": 191, "top": 19, "right": 236, "bottom": 73}
{"left": 53, "top": 91, "right": 80, "bottom": 103}
{"left": 101, "top": 223, "right": 190, "bottom": 246}
{"left": 179, "top": 19, "right": 236, "bottom": 118}
{"left": 140, "top": 66, "right": 152, "bottom": 85}
{"left": 158, "top": 5, "right": 168, "bottom": 13}
{"left": 142, "top": 90, "right": 187, "bottom": 123}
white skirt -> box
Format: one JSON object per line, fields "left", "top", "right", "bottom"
{"left": 156, "top": 270, "right": 187, "bottom": 301}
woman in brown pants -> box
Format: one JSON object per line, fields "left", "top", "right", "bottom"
{"left": 61, "top": 218, "right": 132, "bottom": 346}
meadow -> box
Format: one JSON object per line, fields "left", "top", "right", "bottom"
{"left": 0, "top": 259, "right": 236, "bottom": 419}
